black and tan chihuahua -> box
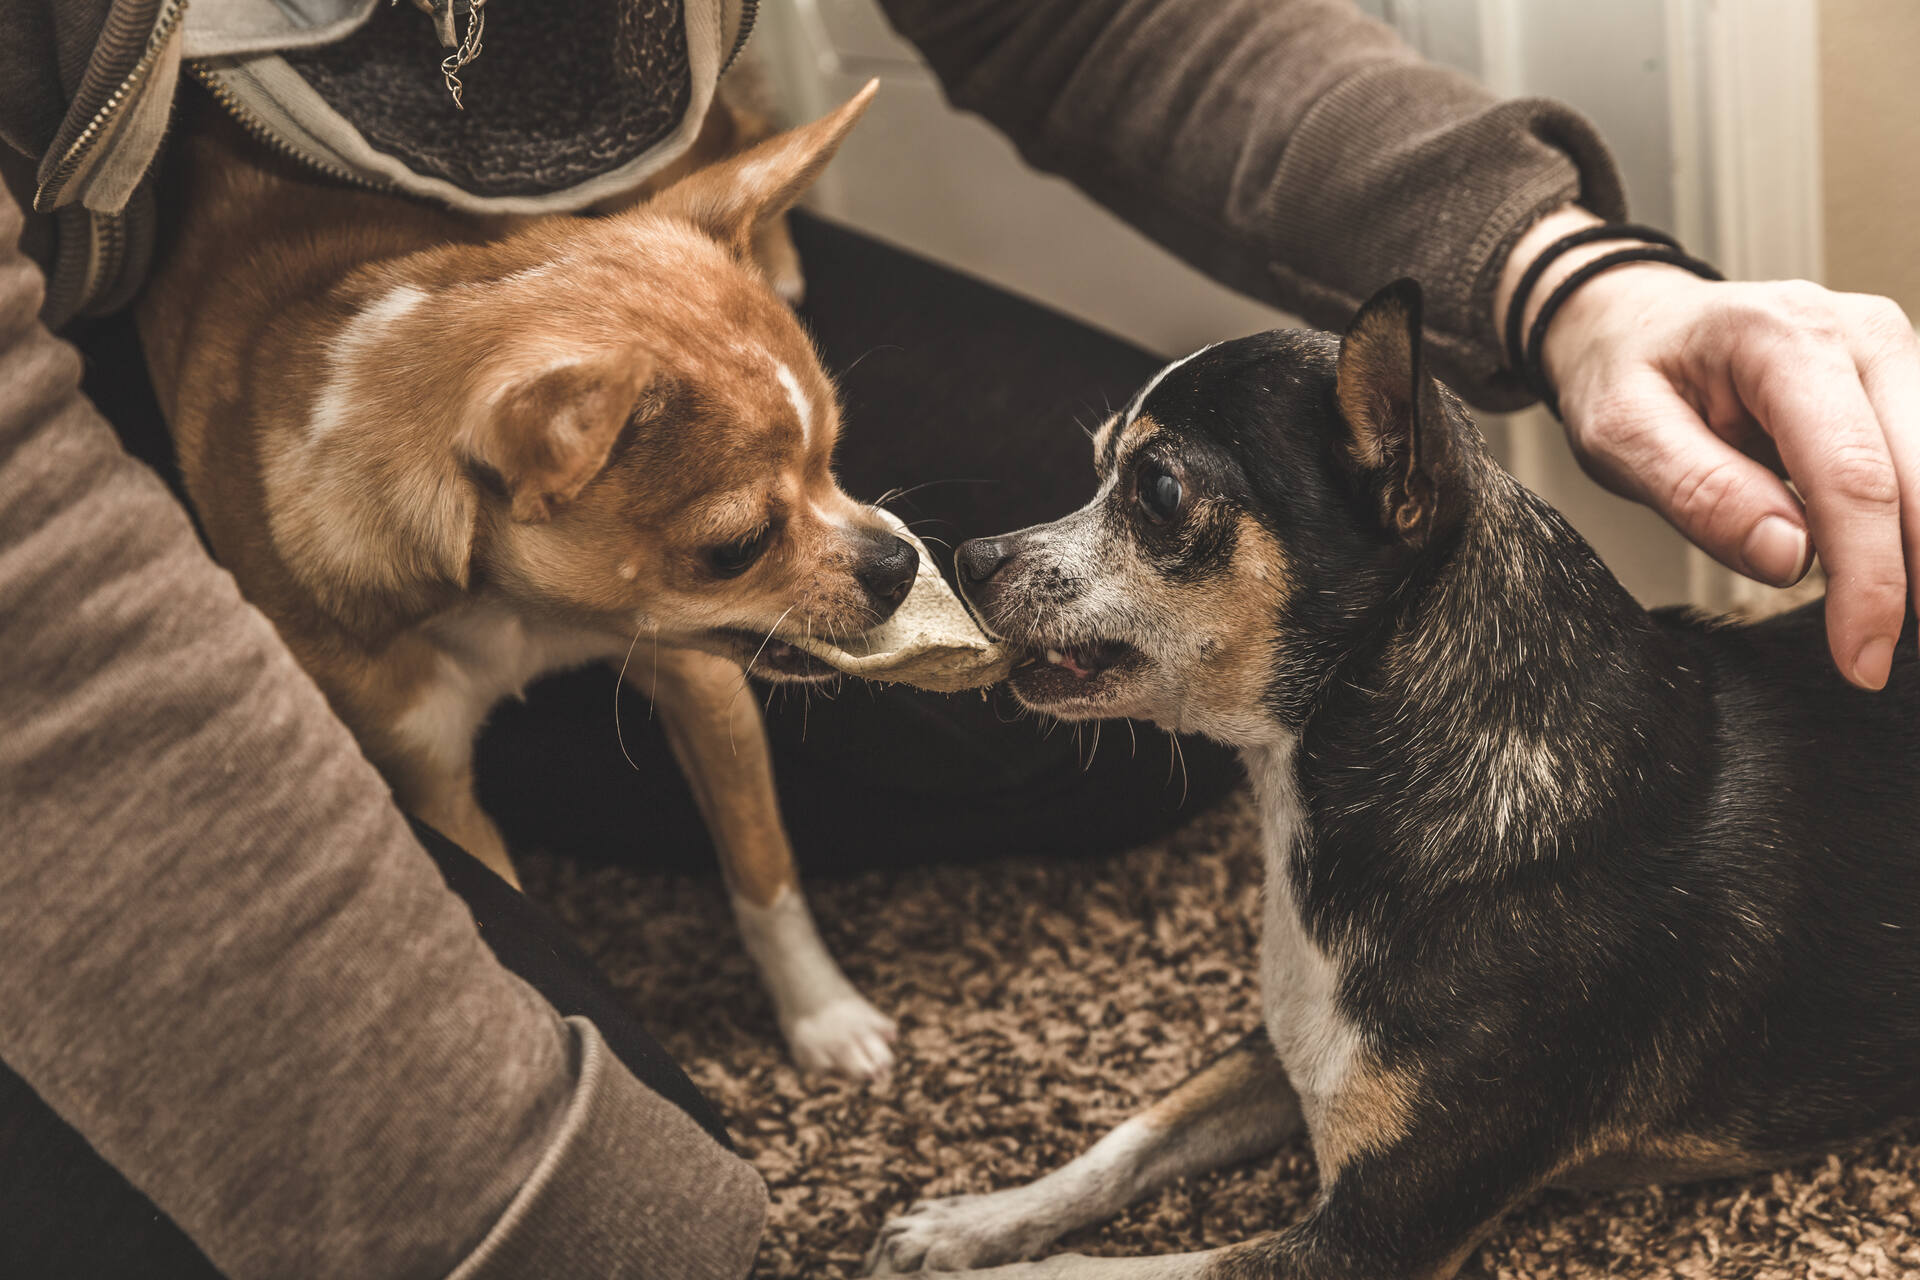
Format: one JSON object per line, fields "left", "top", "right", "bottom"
{"left": 866, "top": 280, "right": 1920, "bottom": 1279}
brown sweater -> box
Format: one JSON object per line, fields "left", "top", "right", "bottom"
{"left": 0, "top": 2, "right": 1626, "bottom": 1275}
{"left": 0, "top": 182, "right": 766, "bottom": 1278}
{"left": 879, "top": 0, "right": 1623, "bottom": 408}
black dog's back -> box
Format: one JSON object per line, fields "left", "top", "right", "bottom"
{"left": 1656, "top": 599, "right": 1920, "bottom": 1156}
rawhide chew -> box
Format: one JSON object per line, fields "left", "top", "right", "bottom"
{"left": 793, "top": 515, "right": 1013, "bottom": 692}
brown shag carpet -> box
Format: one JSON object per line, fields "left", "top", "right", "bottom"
{"left": 521, "top": 793, "right": 1920, "bottom": 1279}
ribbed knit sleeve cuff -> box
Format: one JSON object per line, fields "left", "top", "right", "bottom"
{"left": 449, "top": 1018, "right": 768, "bottom": 1280}
{"left": 1263, "top": 60, "right": 1626, "bottom": 410}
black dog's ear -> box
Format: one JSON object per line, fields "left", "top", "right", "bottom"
{"left": 1335, "top": 279, "right": 1455, "bottom": 547}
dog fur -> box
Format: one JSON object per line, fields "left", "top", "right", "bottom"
{"left": 136, "top": 81, "right": 910, "bottom": 1080}
{"left": 867, "top": 280, "right": 1920, "bottom": 1276}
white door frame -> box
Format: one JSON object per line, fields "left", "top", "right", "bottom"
{"left": 1380, "top": 0, "right": 1826, "bottom": 610}
{"left": 1667, "top": 0, "right": 1826, "bottom": 609}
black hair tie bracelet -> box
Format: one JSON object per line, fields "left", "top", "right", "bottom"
{"left": 1501, "top": 223, "right": 1681, "bottom": 377}
{"left": 1521, "top": 243, "right": 1724, "bottom": 419}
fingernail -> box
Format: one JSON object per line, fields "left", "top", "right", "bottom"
{"left": 1741, "top": 516, "right": 1811, "bottom": 587}
{"left": 1854, "top": 635, "right": 1895, "bottom": 690}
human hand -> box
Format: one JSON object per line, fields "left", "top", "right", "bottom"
{"left": 1498, "top": 207, "right": 1920, "bottom": 689}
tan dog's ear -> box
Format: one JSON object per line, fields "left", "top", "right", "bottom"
{"left": 646, "top": 79, "right": 878, "bottom": 261}
{"left": 1335, "top": 279, "right": 1456, "bottom": 547}
{"left": 469, "top": 347, "right": 657, "bottom": 522}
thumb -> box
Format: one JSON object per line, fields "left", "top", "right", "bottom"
{"left": 1567, "top": 377, "right": 1812, "bottom": 587}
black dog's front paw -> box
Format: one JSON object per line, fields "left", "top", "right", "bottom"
{"left": 864, "top": 1189, "right": 1062, "bottom": 1275}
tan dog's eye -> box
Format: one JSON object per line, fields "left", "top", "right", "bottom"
{"left": 708, "top": 526, "right": 771, "bottom": 577}
{"left": 1136, "top": 462, "right": 1184, "bottom": 525}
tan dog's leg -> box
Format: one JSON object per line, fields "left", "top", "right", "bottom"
{"left": 631, "top": 647, "right": 896, "bottom": 1079}
{"left": 373, "top": 664, "right": 525, "bottom": 887}
{"left": 378, "top": 699, "right": 524, "bottom": 888}
{"left": 408, "top": 765, "right": 523, "bottom": 890}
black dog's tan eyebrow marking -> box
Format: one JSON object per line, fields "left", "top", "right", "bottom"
{"left": 1094, "top": 411, "right": 1160, "bottom": 478}
{"left": 1091, "top": 413, "right": 1122, "bottom": 474}
{"left": 1109, "top": 413, "right": 1161, "bottom": 472}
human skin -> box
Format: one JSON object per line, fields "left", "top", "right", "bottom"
{"left": 1493, "top": 204, "right": 1920, "bottom": 690}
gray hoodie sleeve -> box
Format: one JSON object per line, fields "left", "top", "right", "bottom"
{"left": 878, "top": 0, "right": 1627, "bottom": 409}
{"left": 0, "top": 185, "right": 765, "bottom": 1280}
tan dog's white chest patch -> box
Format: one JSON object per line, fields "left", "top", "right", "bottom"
{"left": 394, "top": 603, "right": 622, "bottom": 774}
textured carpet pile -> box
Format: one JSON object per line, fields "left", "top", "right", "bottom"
{"left": 522, "top": 792, "right": 1920, "bottom": 1279}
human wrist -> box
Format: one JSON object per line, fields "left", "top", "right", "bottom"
{"left": 1535, "top": 259, "right": 1701, "bottom": 393}
{"left": 1493, "top": 205, "right": 1605, "bottom": 355}
{"left": 1493, "top": 206, "right": 1720, "bottom": 413}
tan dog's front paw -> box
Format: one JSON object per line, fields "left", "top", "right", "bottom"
{"left": 866, "top": 1189, "right": 1061, "bottom": 1275}
{"left": 785, "top": 993, "right": 896, "bottom": 1080}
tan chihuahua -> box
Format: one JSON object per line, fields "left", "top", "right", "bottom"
{"left": 137, "top": 82, "right": 906, "bottom": 1080}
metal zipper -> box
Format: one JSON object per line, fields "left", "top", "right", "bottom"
{"left": 84, "top": 209, "right": 129, "bottom": 317}
{"left": 36, "top": 0, "right": 191, "bottom": 211}
{"left": 187, "top": 63, "right": 394, "bottom": 193}
{"left": 722, "top": 0, "right": 760, "bottom": 75}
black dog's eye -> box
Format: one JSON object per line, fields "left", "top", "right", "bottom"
{"left": 1136, "top": 463, "right": 1184, "bottom": 524}
{"left": 708, "top": 527, "right": 770, "bottom": 577}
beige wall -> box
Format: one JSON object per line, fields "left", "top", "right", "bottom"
{"left": 1820, "top": 0, "right": 1920, "bottom": 316}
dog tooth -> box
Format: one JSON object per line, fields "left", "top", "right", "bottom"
{"left": 1045, "top": 648, "right": 1064, "bottom": 664}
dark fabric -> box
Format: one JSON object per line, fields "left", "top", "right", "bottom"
{"left": 0, "top": 0, "right": 142, "bottom": 162}
{"left": 284, "top": 0, "right": 691, "bottom": 198}
{"left": 407, "top": 818, "right": 735, "bottom": 1151}
{"left": 0, "top": 1069, "right": 222, "bottom": 1280}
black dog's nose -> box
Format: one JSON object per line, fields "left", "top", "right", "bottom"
{"left": 956, "top": 538, "right": 1011, "bottom": 588}
{"left": 857, "top": 534, "right": 919, "bottom": 613}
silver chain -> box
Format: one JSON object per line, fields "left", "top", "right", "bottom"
{"left": 440, "top": 0, "right": 486, "bottom": 110}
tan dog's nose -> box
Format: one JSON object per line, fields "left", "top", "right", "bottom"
{"left": 857, "top": 534, "right": 919, "bottom": 617}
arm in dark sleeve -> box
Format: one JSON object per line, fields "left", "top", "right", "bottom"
{"left": 0, "top": 186, "right": 764, "bottom": 1280}
{"left": 878, "top": 0, "right": 1626, "bottom": 407}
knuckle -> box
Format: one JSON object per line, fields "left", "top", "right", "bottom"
{"left": 1862, "top": 295, "right": 1914, "bottom": 339}
{"left": 1818, "top": 443, "right": 1901, "bottom": 508}
{"left": 1567, "top": 393, "right": 1649, "bottom": 462}
{"left": 1664, "top": 456, "right": 1759, "bottom": 530}
{"left": 1859, "top": 576, "right": 1908, "bottom": 605}
{"left": 1832, "top": 574, "right": 1908, "bottom": 626}
{"left": 1853, "top": 296, "right": 1919, "bottom": 372}
{"left": 1775, "top": 277, "right": 1830, "bottom": 309}
{"left": 1746, "top": 281, "right": 1847, "bottom": 347}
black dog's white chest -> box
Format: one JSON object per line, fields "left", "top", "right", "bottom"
{"left": 1247, "top": 740, "right": 1371, "bottom": 1142}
